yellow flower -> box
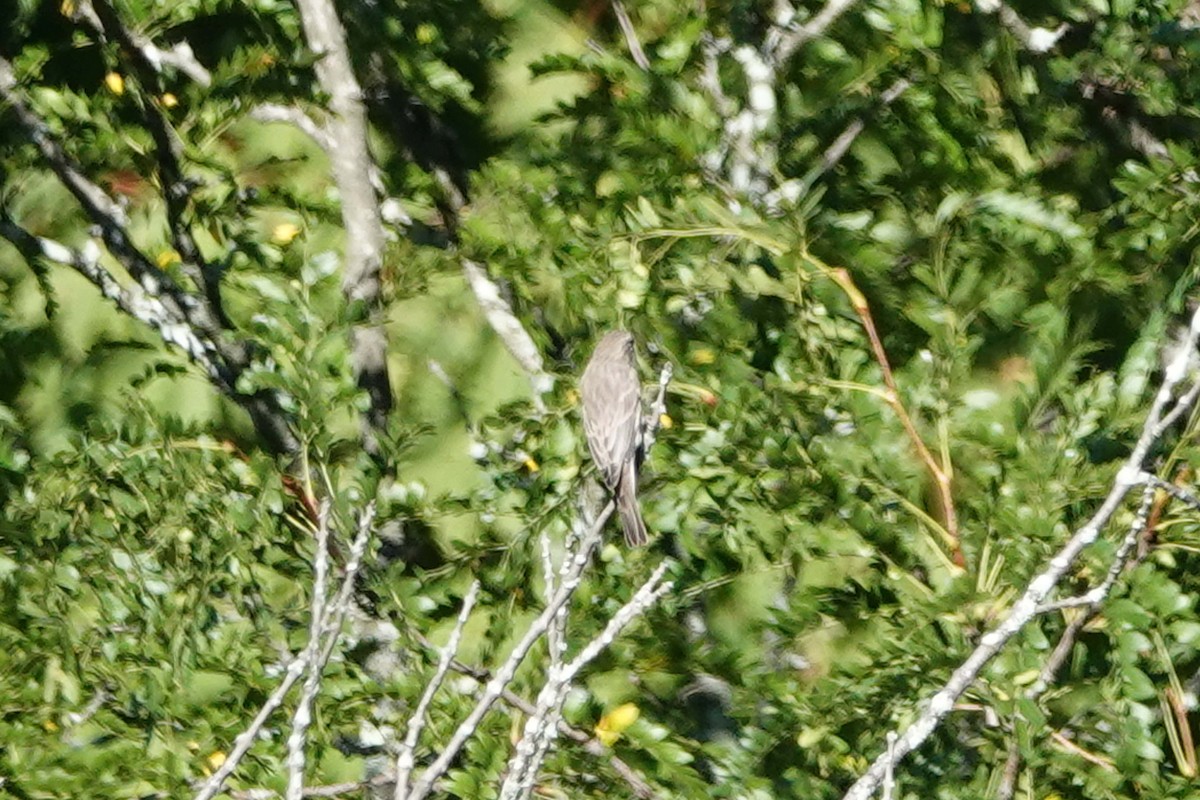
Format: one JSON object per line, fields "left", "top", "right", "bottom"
{"left": 658, "top": 413, "right": 673, "bottom": 429}
{"left": 595, "top": 703, "right": 639, "bottom": 746}
{"left": 271, "top": 222, "right": 300, "bottom": 244}
{"left": 522, "top": 455, "right": 540, "bottom": 473}
{"left": 689, "top": 347, "right": 716, "bottom": 365}
{"left": 104, "top": 72, "right": 125, "bottom": 96}
{"left": 206, "top": 751, "right": 226, "bottom": 771}
{"left": 160, "top": 93, "right": 178, "bottom": 108}
{"left": 43, "top": 719, "right": 59, "bottom": 732}
{"left": 157, "top": 250, "right": 180, "bottom": 267}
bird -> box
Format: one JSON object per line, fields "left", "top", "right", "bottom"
{"left": 579, "top": 330, "right": 648, "bottom": 546}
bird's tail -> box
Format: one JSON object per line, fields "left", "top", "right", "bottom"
{"left": 617, "top": 459, "right": 648, "bottom": 546}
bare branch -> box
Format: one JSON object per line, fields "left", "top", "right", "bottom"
{"left": 250, "top": 104, "right": 335, "bottom": 152}
{"left": 408, "top": 629, "right": 655, "bottom": 799}
{"left": 697, "top": 34, "right": 735, "bottom": 119}
{"left": 0, "top": 219, "right": 221, "bottom": 377}
{"left": 403, "top": 502, "right": 614, "bottom": 800}
{"left": 75, "top": 0, "right": 212, "bottom": 85}
{"left": 1140, "top": 471, "right": 1200, "bottom": 513}
{"left": 773, "top": 77, "right": 909, "bottom": 211}
{"left": 195, "top": 505, "right": 374, "bottom": 800}
{"left": 0, "top": 56, "right": 298, "bottom": 454}
{"left": 611, "top": 0, "right": 650, "bottom": 70}
{"left": 842, "top": 304, "right": 1200, "bottom": 800}
{"left": 995, "top": 483, "right": 1158, "bottom": 799}
{"left": 769, "top": 0, "right": 861, "bottom": 65}
{"left": 293, "top": 0, "right": 393, "bottom": 448}
{"left": 642, "top": 362, "right": 674, "bottom": 451}
{"left": 86, "top": 0, "right": 224, "bottom": 316}
{"left": 0, "top": 62, "right": 295, "bottom": 453}
{"left": 500, "top": 562, "right": 672, "bottom": 800}
{"left": 193, "top": 652, "right": 313, "bottom": 800}
{"left": 881, "top": 732, "right": 898, "bottom": 800}
{"left": 1032, "top": 483, "right": 1156, "bottom": 617}
{"left": 461, "top": 258, "right": 552, "bottom": 411}
{"left": 974, "top": 0, "right": 1069, "bottom": 53}
{"left": 285, "top": 504, "right": 334, "bottom": 800}
{"left": 393, "top": 581, "right": 481, "bottom": 800}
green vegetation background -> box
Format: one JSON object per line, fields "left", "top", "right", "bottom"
{"left": 3, "top": 0, "right": 1200, "bottom": 798}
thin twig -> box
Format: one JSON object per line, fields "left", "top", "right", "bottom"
{"left": 770, "top": 0, "right": 861, "bottom": 65}
{"left": 804, "top": 79, "right": 908, "bottom": 188}
{"left": 193, "top": 653, "right": 313, "bottom": 800}
{"left": 1049, "top": 730, "right": 1115, "bottom": 770}
{"left": 642, "top": 362, "right": 674, "bottom": 451}
{"left": 74, "top": 0, "right": 212, "bottom": 85}
{"left": 1140, "top": 471, "right": 1200, "bottom": 513}
{"left": 821, "top": 263, "right": 962, "bottom": 564}
{"left": 403, "top": 503, "right": 614, "bottom": 800}
{"left": 393, "top": 581, "right": 481, "bottom": 800}
{"left": 195, "top": 505, "right": 375, "bottom": 800}
{"left": 996, "top": 483, "right": 1159, "bottom": 798}
{"left": 461, "top": 258, "right": 552, "bottom": 412}
{"left": 285, "top": 503, "right": 334, "bottom": 800}
{"left": 611, "top": 0, "right": 650, "bottom": 70}
{"left": 408, "top": 630, "right": 655, "bottom": 798}
{"left": 500, "top": 562, "right": 673, "bottom": 800}
{"left": 500, "top": 527, "right": 586, "bottom": 800}
{"left": 250, "top": 104, "right": 335, "bottom": 152}
{"left": 1033, "top": 485, "right": 1155, "bottom": 617}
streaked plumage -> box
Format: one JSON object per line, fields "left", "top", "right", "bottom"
{"left": 579, "top": 330, "right": 648, "bottom": 546}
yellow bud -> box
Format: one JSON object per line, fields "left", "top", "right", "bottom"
{"left": 60, "top": 0, "right": 76, "bottom": 17}
{"left": 416, "top": 23, "right": 437, "bottom": 44}
{"left": 157, "top": 250, "right": 180, "bottom": 267}
{"left": 658, "top": 413, "right": 673, "bottom": 429}
{"left": 160, "top": 93, "right": 178, "bottom": 108}
{"left": 522, "top": 456, "right": 540, "bottom": 473}
{"left": 595, "top": 703, "right": 639, "bottom": 746}
{"left": 43, "top": 719, "right": 59, "bottom": 732}
{"left": 689, "top": 347, "right": 716, "bottom": 365}
{"left": 104, "top": 72, "right": 125, "bottom": 95}
{"left": 206, "top": 751, "right": 226, "bottom": 770}
{"left": 272, "top": 222, "right": 300, "bottom": 244}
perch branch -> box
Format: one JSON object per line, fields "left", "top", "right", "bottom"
{"left": 403, "top": 502, "right": 614, "bottom": 800}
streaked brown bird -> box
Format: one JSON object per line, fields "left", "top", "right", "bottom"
{"left": 579, "top": 330, "right": 648, "bottom": 546}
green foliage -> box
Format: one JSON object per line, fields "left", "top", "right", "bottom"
{"left": 5, "top": 0, "right": 1200, "bottom": 799}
